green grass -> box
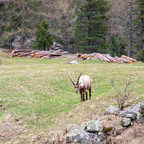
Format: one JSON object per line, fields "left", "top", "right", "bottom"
{"left": 0, "top": 52, "right": 144, "bottom": 142}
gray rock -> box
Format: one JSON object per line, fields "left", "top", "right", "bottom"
{"left": 66, "top": 125, "right": 86, "bottom": 143}
{"left": 120, "top": 102, "right": 144, "bottom": 121}
{"left": 86, "top": 57, "right": 91, "bottom": 60}
{"left": 132, "top": 102, "right": 144, "bottom": 112}
{"left": 12, "top": 36, "right": 35, "bottom": 49}
{"left": 104, "top": 105, "right": 120, "bottom": 115}
{"left": 137, "top": 116, "right": 144, "bottom": 124}
{"left": 66, "top": 124, "right": 106, "bottom": 144}
{"left": 120, "top": 110, "right": 137, "bottom": 121}
{"left": 125, "top": 113, "right": 137, "bottom": 121}
{"left": 121, "top": 118, "right": 131, "bottom": 127}
{"left": 132, "top": 102, "right": 144, "bottom": 119}
{"left": 120, "top": 106, "right": 134, "bottom": 117}
{"left": 86, "top": 120, "right": 103, "bottom": 132}
{"left": 12, "top": 36, "right": 21, "bottom": 48}
{"left": 67, "top": 61, "right": 79, "bottom": 64}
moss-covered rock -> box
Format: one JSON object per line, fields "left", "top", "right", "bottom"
{"left": 66, "top": 123, "right": 106, "bottom": 143}
{"left": 86, "top": 120, "right": 103, "bottom": 132}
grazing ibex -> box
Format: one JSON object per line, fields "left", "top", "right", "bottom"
{"left": 69, "top": 72, "right": 92, "bottom": 101}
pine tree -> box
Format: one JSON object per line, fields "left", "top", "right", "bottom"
{"left": 36, "top": 21, "right": 53, "bottom": 50}
{"left": 0, "top": 0, "right": 43, "bottom": 48}
{"left": 75, "top": 0, "right": 111, "bottom": 53}
{"left": 133, "top": 0, "right": 144, "bottom": 50}
{"left": 109, "top": 35, "right": 120, "bottom": 57}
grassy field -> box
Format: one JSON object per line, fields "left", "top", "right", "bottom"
{"left": 0, "top": 51, "right": 144, "bottom": 143}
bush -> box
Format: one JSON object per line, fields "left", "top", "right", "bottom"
{"left": 111, "top": 77, "right": 133, "bottom": 110}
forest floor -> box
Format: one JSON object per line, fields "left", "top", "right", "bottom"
{"left": 0, "top": 49, "right": 144, "bottom": 143}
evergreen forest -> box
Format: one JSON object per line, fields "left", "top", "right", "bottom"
{"left": 0, "top": 0, "right": 144, "bottom": 60}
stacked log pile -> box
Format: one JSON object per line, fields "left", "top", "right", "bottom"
{"left": 76, "top": 53, "right": 136, "bottom": 64}
{"left": 8, "top": 49, "right": 33, "bottom": 57}
{"left": 8, "top": 49, "right": 68, "bottom": 59}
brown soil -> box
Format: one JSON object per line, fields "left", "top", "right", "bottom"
{"left": 28, "top": 115, "right": 144, "bottom": 144}
{"left": 0, "top": 116, "right": 21, "bottom": 143}
{"left": 106, "top": 123, "right": 144, "bottom": 144}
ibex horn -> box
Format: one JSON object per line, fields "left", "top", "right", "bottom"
{"left": 68, "top": 72, "right": 75, "bottom": 86}
{"left": 76, "top": 72, "right": 82, "bottom": 85}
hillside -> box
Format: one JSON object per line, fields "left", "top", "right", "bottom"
{"left": 0, "top": 50, "right": 144, "bottom": 143}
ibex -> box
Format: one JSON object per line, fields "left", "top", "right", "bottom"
{"left": 69, "top": 72, "right": 92, "bottom": 101}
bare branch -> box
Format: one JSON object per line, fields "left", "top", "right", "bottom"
{"left": 111, "top": 77, "right": 133, "bottom": 110}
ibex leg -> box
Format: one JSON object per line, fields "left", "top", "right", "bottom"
{"left": 83, "top": 91, "right": 85, "bottom": 101}
{"left": 86, "top": 91, "right": 88, "bottom": 100}
{"left": 89, "top": 87, "right": 91, "bottom": 100}
{"left": 80, "top": 91, "right": 83, "bottom": 102}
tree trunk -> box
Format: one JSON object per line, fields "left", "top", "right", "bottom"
{"left": 111, "top": 5, "right": 114, "bottom": 34}
{"left": 21, "top": 0, "right": 26, "bottom": 49}
{"left": 87, "top": 7, "right": 92, "bottom": 52}
{"left": 142, "top": 17, "right": 144, "bottom": 49}
{"left": 128, "top": 0, "right": 133, "bottom": 57}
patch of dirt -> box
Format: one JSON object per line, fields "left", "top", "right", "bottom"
{"left": 0, "top": 116, "right": 21, "bottom": 143}
{"left": 105, "top": 123, "right": 144, "bottom": 144}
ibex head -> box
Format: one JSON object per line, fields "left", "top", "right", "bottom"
{"left": 69, "top": 72, "right": 82, "bottom": 93}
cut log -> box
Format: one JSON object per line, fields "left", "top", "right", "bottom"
{"left": 121, "top": 55, "right": 136, "bottom": 63}
{"left": 9, "top": 48, "right": 68, "bottom": 59}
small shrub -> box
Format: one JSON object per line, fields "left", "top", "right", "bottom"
{"left": 111, "top": 77, "right": 133, "bottom": 110}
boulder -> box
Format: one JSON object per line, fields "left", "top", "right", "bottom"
{"left": 120, "top": 102, "right": 144, "bottom": 121}
{"left": 132, "top": 102, "right": 144, "bottom": 119}
{"left": 12, "top": 36, "right": 21, "bottom": 48}
{"left": 66, "top": 125, "right": 86, "bottom": 143}
{"left": 137, "top": 116, "right": 144, "bottom": 124}
{"left": 120, "top": 106, "right": 134, "bottom": 117}
{"left": 66, "top": 124, "right": 106, "bottom": 144}
{"left": 104, "top": 106, "right": 120, "bottom": 115}
{"left": 137, "top": 105, "right": 144, "bottom": 124}
{"left": 121, "top": 118, "right": 131, "bottom": 127}
{"left": 67, "top": 61, "right": 79, "bottom": 64}
{"left": 132, "top": 102, "right": 144, "bottom": 112}
{"left": 124, "top": 113, "right": 137, "bottom": 121}
{"left": 86, "top": 120, "right": 103, "bottom": 132}
{"left": 12, "top": 36, "right": 35, "bottom": 49}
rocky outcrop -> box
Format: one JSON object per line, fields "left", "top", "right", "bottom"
{"left": 12, "top": 36, "right": 35, "bottom": 49}
{"left": 66, "top": 102, "right": 144, "bottom": 143}
{"left": 120, "top": 102, "right": 144, "bottom": 122}
{"left": 66, "top": 121, "right": 106, "bottom": 144}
